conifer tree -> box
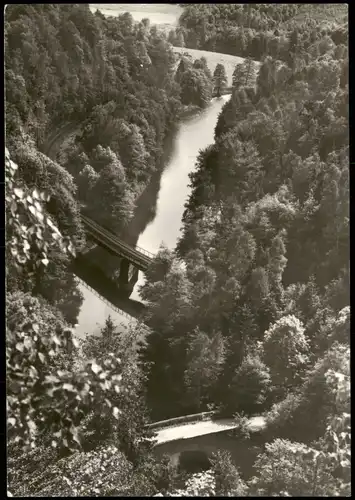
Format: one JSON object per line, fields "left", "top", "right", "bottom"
{"left": 213, "top": 63, "right": 227, "bottom": 97}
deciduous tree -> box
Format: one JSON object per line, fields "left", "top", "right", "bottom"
{"left": 184, "top": 329, "right": 225, "bottom": 411}
{"left": 262, "top": 315, "right": 309, "bottom": 395}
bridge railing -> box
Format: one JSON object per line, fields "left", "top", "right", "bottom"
{"left": 81, "top": 214, "right": 155, "bottom": 263}
{"left": 74, "top": 275, "right": 137, "bottom": 322}
{"left": 146, "top": 411, "right": 216, "bottom": 431}
{"left": 134, "top": 245, "right": 155, "bottom": 259}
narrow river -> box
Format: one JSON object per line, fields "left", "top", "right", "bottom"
{"left": 75, "top": 94, "right": 231, "bottom": 339}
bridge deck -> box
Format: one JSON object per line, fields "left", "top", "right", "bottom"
{"left": 80, "top": 215, "right": 154, "bottom": 271}
{"left": 153, "top": 416, "right": 266, "bottom": 445}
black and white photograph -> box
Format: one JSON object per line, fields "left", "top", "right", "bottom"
{"left": 5, "top": 3, "right": 349, "bottom": 496}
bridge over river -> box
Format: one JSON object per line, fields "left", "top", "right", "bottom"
{"left": 43, "top": 91, "right": 234, "bottom": 328}
{"left": 148, "top": 412, "right": 267, "bottom": 475}
{"left": 81, "top": 214, "right": 154, "bottom": 271}
{"left": 78, "top": 213, "right": 155, "bottom": 305}
{"left": 41, "top": 122, "right": 156, "bottom": 321}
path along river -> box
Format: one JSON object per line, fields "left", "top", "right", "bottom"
{"left": 75, "top": 94, "right": 231, "bottom": 338}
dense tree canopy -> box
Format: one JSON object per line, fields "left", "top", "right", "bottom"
{"left": 6, "top": 3, "right": 349, "bottom": 497}
{"left": 5, "top": 3, "right": 212, "bottom": 320}
{"left": 5, "top": 3, "right": 193, "bottom": 241}
{"left": 213, "top": 63, "right": 227, "bottom": 96}
{"left": 175, "top": 4, "right": 348, "bottom": 62}
{"left": 138, "top": 4, "right": 349, "bottom": 496}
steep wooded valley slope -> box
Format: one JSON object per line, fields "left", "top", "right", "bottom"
{"left": 6, "top": 3, "right": 349, "bottom": 497}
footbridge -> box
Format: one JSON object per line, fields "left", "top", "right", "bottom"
{"left": 79, "top": 214, "right": 154, "bottom": 297}
{"left": 148, "top": 412, "right": 266, "bottom": 475}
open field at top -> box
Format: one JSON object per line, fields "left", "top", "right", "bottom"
{"left": 89, "top": 4, "right": 249, "bottom": 85}
{"left": 173, "top": 46, "right": 248, "bottom": 87}
{"left": 89, "top": 3, "right": 182, "bottom": 26}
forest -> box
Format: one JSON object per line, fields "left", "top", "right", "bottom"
{"left": 6, "top": 3, "right": 349, "bottom": 497}
{"left": 173, "top": 4, "right": 348, "bottom": 60}
{"left": 5, "top": 3, "right": 218, "bottom": 324}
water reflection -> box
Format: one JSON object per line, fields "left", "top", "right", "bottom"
{"left": 75, "top": 96, "right": 231, "bottom": 334}
{"left": 124, "top": 126, "right": 178, "bottom": 246}
{"left": 130, "top": 96, "right": 231, "bottom": 301}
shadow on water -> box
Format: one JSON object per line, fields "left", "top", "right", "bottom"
{"left": 178, "top": 450, "right": 211, "bottom": 474}
{"left": 81, "top": 126, "right": 178, "bottom": 272}
{"left": 73, "top": 127, "right": 179, "bottom": 322}
{"left": 72, "top": 255, "right": 145, "bottom": 320}
{"left": 74, "top": 96, "right": 234, "bottom": 337}
{"left": 122, "top": 170, "right": 162, "bottom": 247}
{"left": 84, "top": 128, "right": 175, "bottom": 260}
{"left": 123, "top": 125, "right": 178, "bottom": 246}
{"left": 123, "top": 103, "right": 220, "bottom": 250}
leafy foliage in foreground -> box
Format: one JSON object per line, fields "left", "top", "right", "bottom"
{"left": 9, "top": 443, "right": 178, "bottom": 497}
{"left": 6, "top": 139, "right": 84, "bottom": 317}
{"left": 6, "top": 169, "right": 174, "bottom": 495}
{"left": 7, "top": 290, "right": 124, "bottom": 453}
{"left": 79, "top": 317, "right": 154, "bottom": 463}
{"left": 6, "top": 152, "right": 126, "bottom": 497}
{"left": 5, "top": 148, "right": 75, "bottom": 284}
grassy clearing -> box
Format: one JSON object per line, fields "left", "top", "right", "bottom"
{"left": 89, "top": 4, "right": 249, "bottom": 84}
{"left": 173, "top": 46, "right": 248, "bottom": 86}
{"left": 89, "top": 3, "right": 182, "bottom": 26}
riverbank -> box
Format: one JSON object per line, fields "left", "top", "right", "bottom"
{"left": 70, "top": 8, "right": 242, "bottom": 335}
{"left": 179, "top": 104, "right": 204, "bottom": 119}
{"left": 75, "top": 95, "right": 231, "bottom": 332}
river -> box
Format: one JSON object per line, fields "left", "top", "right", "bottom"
{"left": 130, "top": 97, "right": 232, "bottom": 299}
{"left": 75, "top": 95, "right": 231, "bottom": 338}
{"left": 74, "top": 5, "right": 235, "bottom": 339}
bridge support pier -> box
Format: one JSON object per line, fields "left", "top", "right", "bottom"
{"left": 118, "top": 258, "right": 130, "bottom": 296}
{"left": 129, "top": 267, "right": 139, "bottom": 287}
{"left": 119, "top": 258, "right": 130, "bottom": 284}
{"left": 118, "top": 259, "right": 139, "bottom": 297}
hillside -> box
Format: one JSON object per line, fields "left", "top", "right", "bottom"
{"left": 175, "top": 3, "right": 348, "bottom": 61}
{"left": 173, "top": 46, "right": 247, "bottom": 86}
{"left": 6, "top": 3, "right": 349, "bottom": 498}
